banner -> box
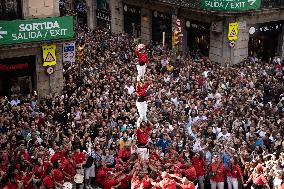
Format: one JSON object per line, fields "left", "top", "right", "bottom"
{"left": 228, "top": 22, "right": 238, "bottom": 41}
{"left": 63, "top": 42, "right": 76, "bottom": 63}
{"left": 42, "top": 45, "right": 57, "bottom": 67}
{"left": 0, "top": 16, "right": 74, "bottom": 46}
{"left": 200, "top": 0, "right": 261, "bottom": 11}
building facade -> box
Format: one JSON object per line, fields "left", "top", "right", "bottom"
{"left": 82, "top": 0, "right": 284, "bottom": 65}
{"left": 0, "top": 0, "right": 75, "bottom": 98}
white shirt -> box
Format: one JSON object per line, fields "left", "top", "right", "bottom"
{"left": 125, "top": 85, "right": 135, "bottom": 95}
{"left": 10, "top": 99, "right": 20, "bottom": 106}
{"left": 217, "top": 132, "right": 231, "bottom": 141}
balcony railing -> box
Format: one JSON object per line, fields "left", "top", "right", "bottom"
{"left": 155, "top": 0, "right": 284, "bottom": 10}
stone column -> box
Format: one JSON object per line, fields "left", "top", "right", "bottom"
{"left": 181, "top": 18, "right": 188, "bottom": 53}
{"left": 141, "top": 8, "right": 151, "bottom": 44}
{"left": 86, "top": 0, "right": 96, "bottom": 30}
{"left": 278, "top": 22, "right": 284, "bottom": 59}
{"left": 110, "top": 0, "right": 123, "bottom": 33}
{"left": 232, "top": 19, "right": 249, "bottom": 65}
{"left": 209, "top": 18, "right": 248, "bottom": 66}
{"left": 36, "top": 44, "right": 64, "bottom": 97}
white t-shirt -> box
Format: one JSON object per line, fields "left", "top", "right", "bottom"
{"left": 217, "top": 132, "right": 231, "bottom": 141}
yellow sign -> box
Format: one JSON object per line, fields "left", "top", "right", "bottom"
{"left": 228, "top": 22, "right": 238, "bottom": 41}
{"left": 42, "top": 45, "right": 56, "bottom": 67}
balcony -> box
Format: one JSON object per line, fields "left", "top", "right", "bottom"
{"left": 154, "top": 0, "right": 284, "bottom": 10}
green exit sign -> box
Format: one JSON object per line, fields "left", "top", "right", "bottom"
{"left": 0, "top": 16, "right": 74, "bottom": 46}
{"left": 200, "top": 0, "right": 261, "bottom": 11}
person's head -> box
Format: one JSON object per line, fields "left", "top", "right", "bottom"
{"left": 181, "top": 177, "right": 189, "bottom": 184}
{"left": 161, "top": 171, "right": 168, "bottom": 179}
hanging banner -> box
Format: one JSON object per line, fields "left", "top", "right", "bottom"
{"left": 63, "top": 42, "right": 76, "bottom": 63}
{"left": 42, "top": 45, "right": 57, "bottom": 67}
{"left": 228, "top": 22, "right": 238, "bottom": 41}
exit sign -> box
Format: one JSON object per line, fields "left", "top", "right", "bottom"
{"left": 200, "top": 0, "right": 261, "bottom": 11}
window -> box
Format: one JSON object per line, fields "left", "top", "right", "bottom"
{"left": 0, "top": 0, "right": 22, "bottom": 20}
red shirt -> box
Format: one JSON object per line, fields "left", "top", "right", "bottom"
{"left": 227, "top": 163, "right": 242, "bottom": 178}
{"left": 131, "top": 176, "right": 142, "bottom": 189}
{"left": 3, "top": 182, "right": 18, "bottom": 189}
{"left": 72, "top": 152, "right": 86, "bottom": 165}
{"left": 155, "top": 177, "right": 176, "bottom": 189}
{"left": 137, "top": 127, "right": 151, "bottom": 145}
{"left": 53, "top": 168, "right": 64, "bottom": 184}
{"left": 142, "top": 176, "right": 152, "bottom": 189}
{"left": 138, "top": 53, "right": 149, "bottom": 64}
{"left": 103, "top": 178, "right": 119, "bottom": 189}
{"left": 51, "top": 152, "right": 61, "bottom": 163}
{"left": 209, "top": 162, "right": 227, "bottom": 182}
{"left": 252, "top": 172, "right": 267, "bottom": 185}
{"left": 182, "top": 166, "right": 196, "bottom": 181}
{"left": 136, "top": 83, "right": 150, "bottom": 97}
{"left": 120, "top": 174, "right": 131, "bottom": 189}
{"left": 192, "top": 156, "right": 206, "bottom": 177}
{"left": 180, "top": 182, "right": 195, "bottom": 189}
{"left": 23, "top": 172, "right": 33, "bottom": 189}
{"left": 63, "top": 159, "right": 76, "bottom": 177}
{"left": 118, "top": 148, "right": 131, "bottom": 160}
{"left": 43, "top": 175, "right": 54, "bottom": 188}
{"left": 96, "top": 168, "right": 113, "bottom": 185}
{"left": 34, "top": 164, "right": 43, "bottom": 179}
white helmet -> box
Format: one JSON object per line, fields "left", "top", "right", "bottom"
{"left": 137, "top": 44, "right": 146, "bottom": 52}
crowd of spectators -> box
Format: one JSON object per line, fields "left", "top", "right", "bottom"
{"left": 0, "top": 27, "right": 284, "bottom": 189}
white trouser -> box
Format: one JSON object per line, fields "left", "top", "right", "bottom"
{"left": 136, "top": 101, "right": 147, "bottom": 124}
{"left": 137, "top": 64, "right": 146, "bottom": 80}
{"left": 210, "top": 180, "right": 224, "bottom": 189}
{"left": 198, "top": 176, "right": 205, "bottom": 189}
{"left": 227, "top": 176, "right": 238, "bottom": 189}
{"left": 137, "top": 147, "right": 149, "bottom": 160}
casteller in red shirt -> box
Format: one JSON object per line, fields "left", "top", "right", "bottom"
{"left": 192, "top": 155, "right": 206, "bottom": 177}
{"left": 23, "top": 172, "right": 33, "bottom": 189}
{"left": 208, "top": 162, "right": 227, "bottom": 182}
{"left": 62, "top": 159, "right": 76, "bottom": 178}
{"left": 227, "top": 163, "right": 242, "bottom": 178}
{"left": 96, "top": 167, "right": 113, "bottom": 186}
{"left": 42, "top": 174, "right": 54, "bottom": 188}
{"left": 136, "top": 82, "right": 150, "bottom": 97}
{"left": 72, "top": 151, "right": 86, "bottom": 165}
{"left": 137, "top": 123, "right": 151, "bottom": 146}
{"left": 53, "top": 168, "right": 64, "bottom": 185}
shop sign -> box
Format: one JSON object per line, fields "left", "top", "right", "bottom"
{"left": 0, "top": 56, "right": 35, "bottom": 76}
{"left": 200, "top": 0, "right": 261, "bottom": 11}
{"left": 123, "top": 4, "right": 141, "bottom": 15}
{"left": 96, "top": 10, "right": 111, "bottom": 21}
{"left": 228, "top": 22, "right": 238, "bottom": 41}
{"left": 0, "top": 16, "right": 74, "bottom": 46}
{"left": 42, "top": 45, "right": 57, "bottom": 67}
{"left": 63, "top": 42, "right": 76, "bottom": 63}
{"left": 249, "top": 21, "right": 282, "bottom": 35}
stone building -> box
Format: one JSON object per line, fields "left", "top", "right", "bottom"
{"left": 84, "top": 0, "right": 284, "bottom": 65}
{"left": 0, "top": 0, "right": 74, "bottom": 98}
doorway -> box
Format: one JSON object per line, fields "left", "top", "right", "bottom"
{"left": 123, "top": 4, "right": 141, "bottom": 38}
{"left": 186, "top": 20, "right": 210, "bottom": 56}
{"left": 0, "top": 56, "right": 36, "bottom": 98}
{"left": 248, "top": 21, "right": 282, "bottom": 61}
